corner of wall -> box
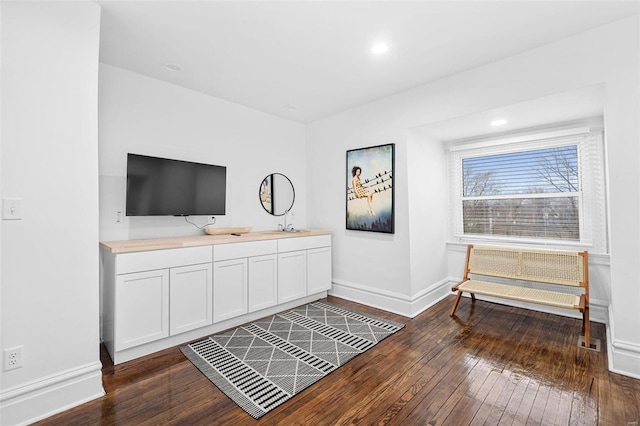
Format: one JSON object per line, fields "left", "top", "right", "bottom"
{"left": 606, "top": 304, "right": 640, "bottom": 380}
{"left": 329, "top": 277, "right": 451, "bottom": 318}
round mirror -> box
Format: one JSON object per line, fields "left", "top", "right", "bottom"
{"left": 259, "top": 173, "right": 295, "bottom": 216}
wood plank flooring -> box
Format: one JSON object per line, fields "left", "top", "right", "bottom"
{"left": 35, "top": 296, "right": 640, "bottom": 425}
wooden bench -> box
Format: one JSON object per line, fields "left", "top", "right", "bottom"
{"left": 450, "top": 244, "right": 591, "bottom": 347}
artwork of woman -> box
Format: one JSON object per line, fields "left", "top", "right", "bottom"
{"left": 346, "top": 143, "right": 394, "bottom": 233}
{"left": 352, "top": 166, "right": 375, "bottom": 216}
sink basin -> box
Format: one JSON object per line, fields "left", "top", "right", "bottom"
{"left": 262, "top": 229, "right": 307, "bottom": 234}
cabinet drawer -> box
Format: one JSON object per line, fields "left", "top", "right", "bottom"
{"left": 116, "top": 246, "right": 212, "bottom": 275}
{"left": 278, "top": 235, "right": 331, "bottom": 252}
{"left": 214, "top": 240, "right": 278, "bottom": 261}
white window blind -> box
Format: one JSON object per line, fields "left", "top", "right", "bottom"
{"left": 449, "top": 127, "right": 607, "bottom": 252}
{"left": 462, "top": 145, "right": 580, "bottom": 240}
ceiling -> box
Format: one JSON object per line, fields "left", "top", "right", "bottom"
{"left": 418, "top": 84, "right": 604, "bottom": 142}
{"left": 97, "top": 1, "right": 639, "bottom": 124}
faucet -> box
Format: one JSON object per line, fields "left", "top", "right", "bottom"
{"left": 279, "top": 209, "right": 294, "bottom": 231}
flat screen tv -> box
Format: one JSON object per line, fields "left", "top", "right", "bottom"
{"left": 126, "top": 153, "right": 226, "bottom": 216}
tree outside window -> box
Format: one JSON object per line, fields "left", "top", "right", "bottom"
{"left": 461, "top": 145, "right": 580, "bottom": 241}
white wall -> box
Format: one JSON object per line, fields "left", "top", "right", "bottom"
{"left": 0, "top": 3, "right": 104, "bottom": 424}
{"left": 306, "top": 112, "right": 413, "bottom": 314}
{"left": 99, "top": 64, "right": 307, "bottom": 242}
{"left": 406, "top": 131, "right": 450, "bottom": 312}
{"left": 307, "top": 16, "right": 640, "bottom": 378}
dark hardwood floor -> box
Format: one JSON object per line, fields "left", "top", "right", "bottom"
{"left": 36, "top": 296, "right": 640, "bottom": 425}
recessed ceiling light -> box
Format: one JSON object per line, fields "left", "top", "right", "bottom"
{"left": 491, "top": 119, "right": 507, "bottom": 126}
{"left": 371, "top": 43, "right": 390, "bottom": 55}
{"left": 164, "top": 63, "right": 183, "bottom": 72}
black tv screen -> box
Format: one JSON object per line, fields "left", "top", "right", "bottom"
{"left": 126, "top": 153, "right": 226, "bottom": 216}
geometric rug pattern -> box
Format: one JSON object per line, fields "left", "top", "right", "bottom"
{"left": 180, "top": 300, "right": 404, "bottom": 419}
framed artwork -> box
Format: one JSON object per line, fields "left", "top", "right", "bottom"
{"left": 346, "top": 143, "right": 395, "bottom": 233}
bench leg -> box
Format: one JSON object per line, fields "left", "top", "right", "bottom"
{"left": 583, "top": 306, "right": 590, "bottom": 347}
{"left": 450, "top": 291, "right": 463, "bottom": 316}
{"left": 470, "top": 293, "right": 476, "bottom": 302}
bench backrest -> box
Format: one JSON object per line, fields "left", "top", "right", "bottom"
{"left": 467, "top": 245, "right": 588, "bottom": 288}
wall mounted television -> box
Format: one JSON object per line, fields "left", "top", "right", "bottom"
{"left": 126, "top": 153, "right": 226, "bottom": 216}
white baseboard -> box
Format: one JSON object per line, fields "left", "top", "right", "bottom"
{"left": 409, "top": 278, "right": 456, "bottom": 317}
{"left": 330, "top": 276, "right": 609, "bottom": 324}
{"left": 607, "top": 306, "right": 640, "bottom": 379}
{"left": 329, "top": 278, "right": 451, "bottom": 318}
{"left": 0, "top": 361, "right": 105, "bottom": 426}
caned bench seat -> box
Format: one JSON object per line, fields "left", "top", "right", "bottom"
{"left": 450, "top": 244, "right": 591, "bottom": 346}
{"left": 455, "top": 280, "right": 582, "bottom": 310}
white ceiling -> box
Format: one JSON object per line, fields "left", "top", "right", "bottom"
{"left": 97, "top": 1, "right": 639, "bottom": 124}
{"left": 418, "top": 84, "right": 604, "bottom": 142}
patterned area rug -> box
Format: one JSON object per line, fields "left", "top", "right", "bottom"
{"left": 180, "top": 300, "right": 404, "bottom": 419}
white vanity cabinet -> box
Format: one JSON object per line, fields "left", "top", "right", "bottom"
{"left": 278, "top": 235, "right": 332, "bottom": 302}
{"left": 170, "top": 263, "right": 213, "bottom": 335}
{"left": 212, "top": 258, "right": 248, "bottom": 322}
{"left": 277, "top": 250, "right": 307, "bottom": 303}
{"left": 101, "top": 230, "right": 331, "bottom": 364}
{"left": 115, "top": 269, "right": 169, "bottom": 350}
{"left": 307, "top": 246, "right": 332, "bottom": 294}
{"left": 248, "top": 254, "right": 279, "bottom": 312}
{"left": 103, "top": 246, "right": 212, "bottom": 357}
{"left": 213, "top": 240, "right": 278, "bottom": 321}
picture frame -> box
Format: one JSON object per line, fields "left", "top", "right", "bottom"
{"left": 346, "top": 143, "right": 395, "bottom": 233}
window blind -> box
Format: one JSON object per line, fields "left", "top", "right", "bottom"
{"left": 462, "top": 146, "right": 580, "bottom": 240}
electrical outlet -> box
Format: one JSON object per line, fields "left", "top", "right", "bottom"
{"left": 116, "top": 211, "right": 123, "bottom": 223}
{"left": 3, "top": 346, "right": 23, "bottom": 371}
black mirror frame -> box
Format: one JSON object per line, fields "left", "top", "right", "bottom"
{"left": 259, "top": 173, "right": 295, "bottom": 216}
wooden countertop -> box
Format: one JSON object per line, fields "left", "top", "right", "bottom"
{"left": 100, "top": 229, "right": 332, "bottom": 254}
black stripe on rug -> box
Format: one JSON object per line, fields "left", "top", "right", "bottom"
{"left": 180, "top": 299, "right": 404, "bottom": 419}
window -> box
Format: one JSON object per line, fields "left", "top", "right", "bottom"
{"left": 449, "top": 127, "right": 607, "bottom": 252}
{"left": 462, "top": 145, "right": 580, "bottom": 240}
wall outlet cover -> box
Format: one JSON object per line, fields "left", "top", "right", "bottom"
{"left": 3, "top": 346, "right": 23, "bottom": 371}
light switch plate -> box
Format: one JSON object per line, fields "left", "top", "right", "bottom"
{"left": 2, "top": 198, "right": 23, "bottom": 220}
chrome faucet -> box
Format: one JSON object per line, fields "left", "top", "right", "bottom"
{"left": 279, "top": 209, "right": 294, "bottom": 231}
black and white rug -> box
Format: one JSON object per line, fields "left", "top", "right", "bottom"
{"left": 180, "top": 300, "right": 404, "bottom": 419}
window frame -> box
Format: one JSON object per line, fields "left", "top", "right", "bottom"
{"left": 448, "top": 126, "right": 607, "bottom": 252}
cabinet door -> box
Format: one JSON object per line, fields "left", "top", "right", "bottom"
{"left": 213, "top": 258, "right": 248, "bottom": 322}
{"left": 170, "top": 263, "right": 213, "bottom": 335}
{"left": 278, "top": 250, "right": 307, "bottom": 303}
{"left": 307, "top": 246, "right": 332, "bottom": 294}
{"left": 115, "top": 269, "right": 169, "bottom": 350}
{"left": 248, "top": 254, "right": 278, "bottom": 313}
